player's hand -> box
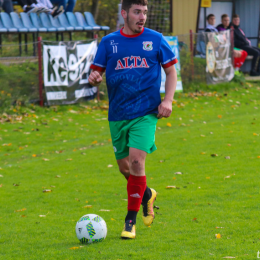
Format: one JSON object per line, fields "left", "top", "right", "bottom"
{"left": 157, "top": 99, "right": 172, "bottom": 118}
{"left": 88, "top": 71, "right": 103, "bottom": 86}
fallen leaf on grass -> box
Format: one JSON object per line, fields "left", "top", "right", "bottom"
{"left": 99, "top": 209, "right": 110, "bottom": 212}
{"left": 216, "top": 227, "right": 224, "bottom": 229}
{"left": 211, "top": 154, "right": 218, "bottom": 157}
{"left": 215, "top": 233, "right": 221, "bottom": 239}
{"left": 65, "top": 158, "right": 73, "bottom": 161}
{"left": 222, "top": 257, "right": 235, "bottom": 259}
{"left": 55, "top": 175, "right": 61, "bottom": 178}
{"left": 13, "top": 183, "right": 19, "bottom": 186}
{"left": 0, "top": 175, "right": 3, "bottom": 177}
{"left": 42, "top": 158, "right": 49, "bottom": 161}
{"left": 70, "top": 247, "right": 80, "bottom": 250}
{"left": 0, "top": 184, "right": 2, "bottom": 188}
{"left": 92, "top": 141, "right": 98, "bottom": 144}
{"left": 42, "top": 189, "right": 52, "bottom": 193}
{"left": 166, "top": 186, "right": 180, "bottom": 189}
{"left": 218, "top": 115, "right": 222, "bottom": 119}
{"left": 15, "top": 208, "right": 26, "bottom": 212}
{"left": 253, "top": 133, "right": 259, "bottom": 136}
{"left": 32, "top": 154, "right": 37, "bottom": 157}
{"left": 201, "top": 152, "right": 206, "bottom": 155}
{"left": 227, "top": 144, "right": 231, "bottom": 146}
{"left": 154, "top": 205, "right": 160, "bottom": 209}
{"left": 122, "top": 199, "right": 127, "bottom": 201}
{"left": 39, "top": 215, "right": 46, "bottom": 217}
{"left": 225, "top": 156, "right": 230, "bottom": 159}
{"left": 83, "top": 205, "right": 92, "bottom": 208}
{"left": 21, "top": 215, "right": 26, "bottom": 218}
{"left": 166, "top": 123, "right": 172, "bottom": 127}
{"left": 111, "top": 218, "right": 116, "bottom": 221}
{"left": 107, "top": 165, "right": 113, "bottom": 168}
{"left": 174, "top": 172, "right": 182, "bottom": 175}
{"left": 257, "top": 156, "right": 260, "bottom": 159}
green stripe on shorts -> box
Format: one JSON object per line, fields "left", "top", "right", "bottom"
{"left": 109, "top": 114, "right": 158, "bottom": 160}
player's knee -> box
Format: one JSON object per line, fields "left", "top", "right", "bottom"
{"left": 130, "top": 158, "right": 143, "bottom": 174}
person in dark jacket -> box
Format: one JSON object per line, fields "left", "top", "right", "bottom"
{"left": 216, "top": 14, "right": 230, "bottom": 32}
{"left": 230, "top": 14, "right": 260, "bottom": 76}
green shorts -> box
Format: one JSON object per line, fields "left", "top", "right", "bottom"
{"left": 109, "top": 114, "right": 158, "bottom": 160}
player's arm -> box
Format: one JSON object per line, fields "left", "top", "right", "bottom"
{"left": 157, "top": 65, "right": 177, "bottom": 119}
{"left": 88, "top": 70, "right": 104, "bottom": 86}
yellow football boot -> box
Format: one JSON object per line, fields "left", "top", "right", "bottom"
{"left": 121, "top": 220, "right": 136, "bottom": 239}
{"left": 142, "top": 188, "right": 157, "bottom": 226}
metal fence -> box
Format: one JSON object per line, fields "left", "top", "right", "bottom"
{"left": 146, "top": 0, "right": 171, "bottom": 34}
{"left": 0, "top": 42, "right": 40, "bottom": 109}
{"left": 177, "top": 32, "right": 207, "bottom": 91}
{"left": 0, "top": 30, "right": 234, "bottom": 108}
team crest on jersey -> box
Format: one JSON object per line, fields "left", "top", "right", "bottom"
{"left": 143, "top": 41, "right": 153, "bottom": 51}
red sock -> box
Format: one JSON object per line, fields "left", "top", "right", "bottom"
{"left": 127, "top": 174, "right": 147, "bottom": 212}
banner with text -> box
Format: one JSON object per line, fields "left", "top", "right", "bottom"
{"left": 160, "top": 36, "right": 183, "bottom": 93}
{"left": 43, "top": 40, "right": 98, "bottom": 105}
{"left": 205, "top": 30, "right": 234, "bottom": 84}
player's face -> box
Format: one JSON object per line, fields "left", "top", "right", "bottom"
{"left": 232, "top": 17, "right": 240, "bottom": 26}
{"left": 125, "top": 5, "right": 148, "bottom": 34}
{"left": 222, "top": 17, "right": 230, "bottom": 28}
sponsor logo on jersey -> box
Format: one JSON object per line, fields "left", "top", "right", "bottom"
{"left": 115, "top": 56, "right": 149, "bottom": 70}
{"left": 110, "top": 40, "right": 119, "bottom": 45}
{"left": 143, "top": 41, "right": 153, "bottom": 51}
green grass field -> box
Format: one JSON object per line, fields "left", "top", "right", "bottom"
{"left": 0, "top": 83, "right": 260, "bottom": 259}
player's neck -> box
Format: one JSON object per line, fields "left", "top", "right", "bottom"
{"left": 122, "top": 26, "right": 144, "bottom": 36}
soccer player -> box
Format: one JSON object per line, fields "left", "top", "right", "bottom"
{"left": 88, "top": 0, "right": 177, "bottom": 239}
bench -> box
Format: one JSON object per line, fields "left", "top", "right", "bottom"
{"left": 240, "top": 55, "right": 253, "bottom": 73}
{"left": 0, "top": 11, "right": 110, "bottom": 56}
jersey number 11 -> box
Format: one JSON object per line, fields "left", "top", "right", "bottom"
{"left": 112, "top": 45, "right": 117, "bottom": 53}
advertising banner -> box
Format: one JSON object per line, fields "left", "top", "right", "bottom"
{"left": 205, "top": 30, "right": 234, "bottom": 84}
{"left": 160, "top": 36, "right": 183, "bottom": 93}
{"left": 43, "top": 40, "right": 98, "bottom": 105}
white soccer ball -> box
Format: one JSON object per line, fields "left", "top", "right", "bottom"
{"left": 75, "top": 214, "right": 107, "bottom": 243}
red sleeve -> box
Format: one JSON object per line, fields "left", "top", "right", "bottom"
{"left": 162, "top": 59, "right": 178, "bottom": 68}
{"left": 90, "top": 64, "right": 106, "bottom": 72}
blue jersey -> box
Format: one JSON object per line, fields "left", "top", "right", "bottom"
{"left": 90, "top": 27, "right": 177, "bottom": 121}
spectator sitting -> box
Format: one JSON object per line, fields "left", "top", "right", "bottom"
{"left": 16, "top": 0, "right": 63, "bottom": 17}
{"left": 217, "top": 14, "right": 247, "bottom": 70}
{"left": 230, "top": 14, "right": 260, "bottom": 76}
{"left": 0, "top": 0, "right": 14, "bottom": 14}
{"left": 205, "top": 14, "right": 218, "bottom": 33}
{"left": 50, "top": 0, "right": 76, "bottom": 12}
{"left": 216, "top": 14, "right": 230, "bottom": 31}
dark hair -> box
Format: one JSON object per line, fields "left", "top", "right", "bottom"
{"left": 206, "top": 14, "right": 215, "bottom": 21}
{"left": 122, "top": 0, "right": 148, "bottom": 12}
{"left": 221, "top": 14, "right": 229, "bottom": 20}
{"left": 232, "top": 14, "right": 239, "bottom": 19}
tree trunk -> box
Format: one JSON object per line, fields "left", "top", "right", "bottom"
{"left": 91, "top": 0, "right": 99, "bottom": 20}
